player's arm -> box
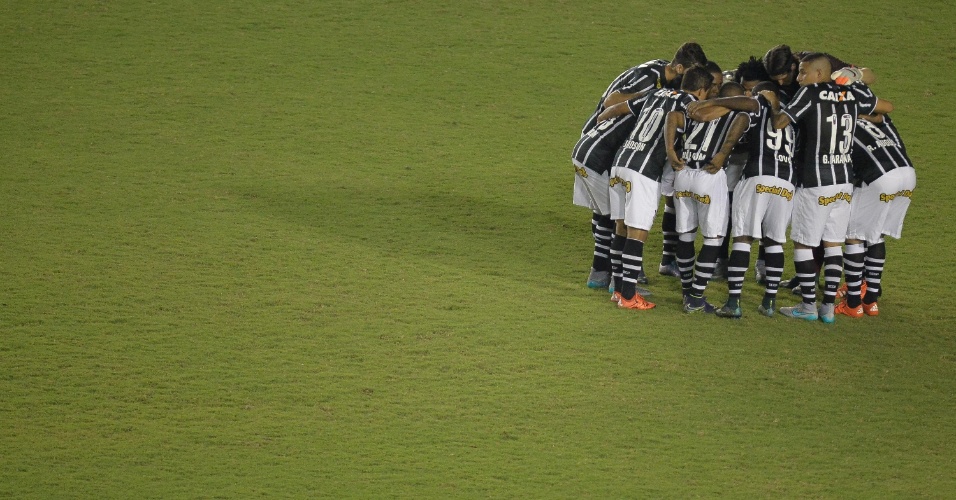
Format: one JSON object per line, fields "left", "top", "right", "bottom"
{"left": 604, "top": 89, "right": 648, "bottom": 108}
{"left": 665, "top": 111, "right": 686, "bottom": 171}
{"left": 598, "top": 101, "right": 630, "bottom": 122}
{"left": 688, "top": 96, "right": 759, "bottom": 122}
{"left": 873, "top": 96, "right": 894, "bottom": 115}
{"left": 705, "top": 113, "right": 750, "bottom": 174}
{"left": 860, "top": 113, "right": 884, "bottom": 124}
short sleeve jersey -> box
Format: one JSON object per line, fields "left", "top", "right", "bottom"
{"left": 742, "top": 94, "right": 797, "bottom": 183}
{"left": 679, "top": 111, "right": 739, "bottom": 170}
{"left": 782, "top": 81, "right": 877, "bottom": 187}
{"left": 851, "top": 114, "right": 914, "bottom": 185}
{"left": 580, "top": 60, "right": 669, "bottom": 134}
{"left": 612, "top": 88, "right": 696, "bottom": 181}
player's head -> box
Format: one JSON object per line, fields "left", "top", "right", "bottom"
{"left": 752, "top": 80, "right": 780, "bottom": 97}
{"left": 704, "top": 61, "right": 723, "bottom": 98}
{"left": 796, "top": 52, "right": 832, "bottom": 87}
{"left": 670, "top": 42, "right": 708, "bottom": 77}
{"left": 734, "top": 56, "right": 771, "bottom": 95}
{"left": 680, "top": 65, "right": 715, "bottom": 99}
{"left": 719, "top": 81, "right": 745, "bottom": 98}
{"left": 762, "top": 44, "right": 797, "bottom": 86}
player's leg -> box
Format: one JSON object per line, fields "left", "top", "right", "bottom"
{"left": 658, "top": 162, "right": 680, "bottom": 277}
{"left": 816, "top": 184, "right": 854, "bottom": 324}
{"left": 760, "top": 241, "right": 785, "bottom": 316}
{"left": 716, "top": 237, "right": 751, "bottom": 318}
{"left": 587, "top": 212, "right": 614, "bottom": 288}
{"left": 780, "top": 188, "right": 826, "bottom": 321}
{"left": 862, "top": 239, "right": 885, "bottom": 315}
{"left": 685, "top": 170, "right": 727, "bottom": 314}
{"left": 617, "top": 170, "right": 658, "bottom": 310}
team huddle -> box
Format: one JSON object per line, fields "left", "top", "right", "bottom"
{"left": 572, "top": 42, "right": 916, "bottom": 323}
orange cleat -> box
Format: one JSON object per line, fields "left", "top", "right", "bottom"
{"left": 618, "top": 293, "right": 655, "bottom": 310}
{"left": 862, "top": 301, "right": 879, "bottom": 316}
{"left": 834, "top": 301, "right": 863, "bottom": 318}
{"left": 837, "top": 281, "right": 867, "bottom": 300}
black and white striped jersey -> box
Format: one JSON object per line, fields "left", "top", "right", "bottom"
{"left": 851, "top": 114, "right": 914, "bottom": 185}
{"left": 679, "top": 111, "right": 739, "bottom": 170}
{"left": 742, "top": 94, "right": 797, "bottom": 183}
{"left": 580, "top": 59, "right": 669, "bottom": 134}
{"left": 612, "top": 88, "right": 696, "bottom": 181}
{"left": 782, "top": 82, "right": 877, "bottom": 187}
{"left": 572, "top": 113, "right": 638, "bottom": 174}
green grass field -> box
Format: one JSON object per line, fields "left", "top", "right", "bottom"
{"left": 2, "top": 0, "right": 955, "bottom": 497}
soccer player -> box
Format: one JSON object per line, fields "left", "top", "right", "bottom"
{"left": 770, "top": 53, "right": 892, "bottom": 323}
{"left": 600, "top": 66, "right": 716, "bottom": 310}
{"left": 834, "top": 112, "right": 916, "bottom": 318}
{"left": 761, "top": 45, "right": 875, "bottom": 103}
{"left": 574, "top": 43, "right": 708, "bottom": 292}
{"left": 602, "top": 44, "right": 708, "bottom": 282}
{"left": 733, "top": 56, "right": 771, "bottom": 95}
{"left": 665, "top": 80, "right": 748, "bottom": 312}
{"left": 687, "top": 81, "right": 798, "bottom": 318}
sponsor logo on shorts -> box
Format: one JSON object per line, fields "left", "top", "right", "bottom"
{"left": 818, "top": 192, "right": 852, "bottom": 206}
{"left": 755, "top": 183, "right": 794, "bottom": 201}
{"left": 880, "top": 189, "right": 913, "bottom": 202}
{"left": 609, "top": 176, "right": 631, "bottom": 193}
{"left": 574, "top": 165, "right": 588, "bottom": 178}
{"left": 674, "top": 190, "right": 710, "bottom": 204}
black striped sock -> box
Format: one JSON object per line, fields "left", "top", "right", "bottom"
{"left": 822, "top": 246, "right": 843, "bottom": 305}
{"left": 843, "top": 243, "right": 865, "bottom": 308}
{"left": 763, "top": 244, "right": 784, "bottom": 299}
{"left": 864, "top": 241, "right": 886, "bottom": 304}
{"left": 621, "top": 238, "right": 645, "bottom": 300}
{"left": 676, "top": 233, "right": 696, "bottom": 295}
{"left": 726, "top": 242, "right": 750, "bottom": 302}
{"left": 692, "top": 237, "right": 722, "bottom": 296}
{"left": 661, "top": 205, "right": 677, "bottom": 265}
{"left": 794, "top": 248, "right": 817, "bottom": 305}
{"left": 591, "top": 214, "right": 613, "bottom": 272}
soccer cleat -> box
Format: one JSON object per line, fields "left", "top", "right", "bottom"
{"left": 862, "top": 301, "right": 879, "bottom": 316}
{"left": 818, "top": 303, "right": 835, "bottom": 324}
{"left": 779, "top": 302, "right": 818, "bottom": 321}
{"left": 683, "top": 295, "right": 717, "bottom": 314}
{"left": 715, "top": 302, "right": 742, "bottom": 319}
{"left": 636, "top": 269, "right": 649, "bottom": 285}
{"left": 610, "top": 291, "right": 622, "bottom": 304}
{"left": 757, "top": 302, "right": 775, "bottom": 317}
{"left": 658, "top": 261, "right": 681, "bottom": 278}
{"left": 618, "top": 293, "right": 655, "bottom": 310}
{"left": 711, "top": 259, "right": 727, "bottom": 282}
{"left": 587, "top": 268, "right": 611, "bottom": 289}
{"left": 834, "top": 301, "right": 863, "bottom": 318}
{"left": 836, "top": 281, "right": 867, "bottom": 300}
{"left": 635, "top": 285, "right": 653, "bottom": 297}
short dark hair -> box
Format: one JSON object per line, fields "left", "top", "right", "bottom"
{"left": 752, "top": 80, "right": 780, "bottom": 96}
{"left": 762, "top": 44, "right": 794, "bottom": 76}
{"left": 799, "top": 51, "right": 833, "bottom": 74}
{"left": 704, "top": 60, "right": 722, "bottom": 74}
{"left": 673, "top": 42, "right": 708, "bottom": 68}
{"left": 734, "top": 56, "right": 770, "bottom": 83}
{"left": 680, "top": 66, "right": 715, "bottom": 92}
{"left": 719, "top": 81, "right": 745, "bottom": 97}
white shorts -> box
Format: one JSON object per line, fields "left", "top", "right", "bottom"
{"left": 847, "top": 167, "right": 916, "bottom": 243}
{"left": 660, "top": 160, "right": 676, "bottom": 197}
{"left": 572, "top": 161, "right": 611, "bottom": 215}
{"left": 790, "top": 183, "right": 853, "bottom": 246}
{"left": 610, "top": 166, "right": 660, "bottom": 230}
{"left": 725, "top": 151, "right": 748, "bottom": 192}
{"left": 673, "top": 168, "right": 729, "bottom": 237}
{"left": 731, "top": 176, "right": 794, "bottom": 243}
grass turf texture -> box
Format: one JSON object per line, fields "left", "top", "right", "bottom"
{"left": 2, "top": 0, "right": 955, "bottom": 497}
